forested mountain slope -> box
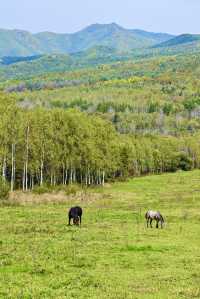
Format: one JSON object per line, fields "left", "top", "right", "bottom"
{"left": 2, "top": 51, "right": 200, "bottom": 136}
{"left": 1, "top": 40, "right": 200, "bottom": 80}
{"left": 0, "top": 23, "right": 174, "bottom": 57}
{"left": 154, "top": 34, "right": 200, "bottom": 48}
{"left": 1, "top": 43, "right": 200, "bottom": 190}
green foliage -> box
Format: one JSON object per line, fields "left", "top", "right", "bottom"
{"left": 0, "top": 89, "right": 200, "bottom": 191}
{"left": 33, "top": 184, "right": 53, "bottom": 194}
{"left": 33, "top": 184, "right": 81, "bottom": 195}
{"left": 2, "top": 33, "right": 200, "bottom": 81}
{"left": 3, "top": 51, "right": 200, "bottom": 135}
{"left": 65, "top": 184, "right": 80, "bottom": 196}
{"left": 163, "top": 102, "right": 174, "bottom": 115}
{"left": 0, "top": 177, "right": 9, "bottom": 200}
{"left": 183, "top": 99, "right": 197, "bottom": 112}
{"left": 178, "top": 152, "right": 193, "bottom": 171}
{"left": 147, "top": 100, "right": 160, "bottom": 113}
{"left": 1, "top": 49, "right": 200, "bottom": 190}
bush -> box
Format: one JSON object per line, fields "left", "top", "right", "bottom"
{"left": 33, "top": 184, "right": 81, "bottom": 195}
{"left": 172, "top": 152, "right": 193, "bottom": 172}
{"left": 0, "top": 178, "right": 10, "bottom": 200}
{"left": 65, "top": 184, "right": 80, "bottom": 196}
{"left": 178, "top": 152, "right": 193, "bottom": 171}
{"left": 33, "top": 184, "right": 52, "bottom": 194}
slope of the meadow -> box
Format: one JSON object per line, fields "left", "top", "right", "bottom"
{"left": 1, "top": 170, "right": 200, "bottom": 298}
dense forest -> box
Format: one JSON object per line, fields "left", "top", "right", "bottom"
{"left": 3, "top": 52, "right": 200, "bottom": 135}
{"left": 0, "top": 94, "right": 199, "bottom": 192}
{"left": 1, "top": 48, "right": 200, "bottom": 191}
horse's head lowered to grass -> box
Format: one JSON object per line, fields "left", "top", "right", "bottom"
{"left": 145, "top": 210, "right": 164, "bottom": 229}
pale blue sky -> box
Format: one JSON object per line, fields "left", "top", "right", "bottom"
{"left": 1, "top": 0, "right": 199, "bottom": 34}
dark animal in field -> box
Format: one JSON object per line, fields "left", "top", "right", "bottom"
{"left": 68, "top": 206, "right": 83, "bottom": 226}
{"left": 145, "top": 210, "right": 164, "bottom": 229}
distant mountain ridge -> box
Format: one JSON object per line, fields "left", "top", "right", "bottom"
{"left": 0, "top": 23, "right": 174, "bottom": 57}
{"left": 2, "top": 39, "right": 200, "bottom": 81}
{"left": 154, "top": 34, "right": 200, "bottom": 48}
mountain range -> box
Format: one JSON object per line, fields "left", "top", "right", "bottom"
{"left": 0, "top": 23, "right": 200, "bottom": 80}
{"left": 0, "top": 23, "right": 174, "bottom": 57}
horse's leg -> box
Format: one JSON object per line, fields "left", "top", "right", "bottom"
{"left": 156, "top": 220, "right": 159, "bottom": 229}
{"left": 79, "top": 216, "right": 82, "bottom": 226}
{"left": 146, "top": 218, "right": 149, "bottom": 228}
{"left": 68, "top": 216, "right": 71, "bottom": 226}
{"left": 150, "top": 219, "right": 153, "bottom": 228}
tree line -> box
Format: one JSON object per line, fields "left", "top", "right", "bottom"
{"left": 0, "top": 95, "right": 200, "bottom": 192}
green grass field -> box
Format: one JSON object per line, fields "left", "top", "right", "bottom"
{"left": 1, "top": 170, "right": 200, "bottom": 299}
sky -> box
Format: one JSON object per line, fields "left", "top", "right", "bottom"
{"left": 1, "top": 0, "right": 199, "bottom": 35}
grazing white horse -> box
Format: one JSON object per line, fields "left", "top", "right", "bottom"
{"left": 145, "top": 210, "right": 164, "bottom": 229}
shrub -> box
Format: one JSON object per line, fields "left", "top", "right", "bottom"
{"left": 65, "top": 184, "right": 80, "bottom": 196}
{"left": 147, "top": 101, "right": 160, "bottom": 113}
{"left": 33, "top": 184, "right": 81, "bottom": 195}
{"left": 33, "top": 184, "right": 52, "bottom": 194}
{"left": 163, "top": 103, "right": 174, "bottom": 115}
{"left": 0, "top": 177, "right": 10, "bottom": 200}
{"left": 172, "top": 152, "right": 193, "bottom": 172}
{"left": 178, "top": 152, "right": 193, "bottom": 171}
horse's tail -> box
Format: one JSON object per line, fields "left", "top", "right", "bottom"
{"left": 145, "top": 211, "right": 149, "bottom": 219}
{"left": 160, "top": 214, "right": 164, "bottom": 223}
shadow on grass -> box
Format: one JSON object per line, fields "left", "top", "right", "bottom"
{"left": 122, "top": 245, "right": 172, "bottom": 253}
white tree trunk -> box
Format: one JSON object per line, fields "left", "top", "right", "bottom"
{"left": 85, "top": 173, "right": 88, "bottom": 186}
{"left": 64, "top": 169, "right": 68, "bottom": 185}
{"left": 70, "top": 168, "right": 73, "bottom": 184}
{"left": 102, "top": 171, "right": 105, "bottom": 186}
{"left": 40, "top": 160, "right": 44, "bottom": 186}
{"left": 11, "top": 144, "right": 15, "bottom": 192}
{"left": 73, "top": 169, "right": 76, "bottom": 183}
{"left": 88, "top": 169, "right": 91, "bottom": 185}
{"left": 25, "top": 125, "right": 29, "bottom": 191}
{"left": 2, "top": 157, "right": 6, "bottom": 182}
{"left": 22, "top": 163, "right": 25, "bottom": 191}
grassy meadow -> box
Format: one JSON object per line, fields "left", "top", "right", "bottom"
{"left": 1, "top": 170, "right": 200, "bottom": 299}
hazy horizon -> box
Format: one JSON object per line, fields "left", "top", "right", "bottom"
{"left": 0, "top": 21, "right": 197, "bottom": 36}
{"left": 0, "top": 22, "right": 177, "bottom": 35}
{"left": 1, "top": 0, "right": 199, "bottom": 35}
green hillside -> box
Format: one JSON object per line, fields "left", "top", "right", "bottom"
{"left": 0, "top": 23, "right": 174, "bottom": 57}
{"left": 1, "top": 45, "right": 200, "bottom": 191}
{"left": 0, "top": 54, "right": 74, "bottom": 79}
{"left": 154, "top": 34, "right": 200, "bottom": 48}
{"left": 2, "top": 50, "right": 200, "bottom": 137}
{"left": 0, "top": 29, "right": 43, "bottom": 56}
{"left": 1, "top": 44, "right": 200, "bottom": 81}
{"left": 0, "top": 46, "right": 133, "bottom": 80}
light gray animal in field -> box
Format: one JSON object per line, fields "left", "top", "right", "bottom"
{"left": 145, "top": 210, "right": 164, "bottom": 229}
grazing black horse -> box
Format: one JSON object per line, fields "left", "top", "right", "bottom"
{"left": 68, "top": 206, "right": 83, "bottom": 226}
{"left": 145, "top": 210, "right": 164, "bottom": 229}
